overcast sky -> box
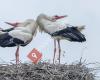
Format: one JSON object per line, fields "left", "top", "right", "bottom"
{"left": 0, "top": 0, "right": 100, "bottom": 69}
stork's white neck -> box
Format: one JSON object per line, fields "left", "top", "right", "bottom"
{"left": 37, "top": 15, "right": 56, "bottom": 34}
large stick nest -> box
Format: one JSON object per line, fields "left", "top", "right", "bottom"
{"left": 0, "top": 61, "right": 95, "bottom": 80}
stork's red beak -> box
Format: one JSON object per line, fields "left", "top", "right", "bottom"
{"left": 5, "top": 22, "right": 20, "bottom": 27}
{"left": 53, "top": 15, "right": 67, "bottom": 20}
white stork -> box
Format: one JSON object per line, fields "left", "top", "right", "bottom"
{"left": 36, "top": 13, "right": 86, "bottom": 64}
{"left": 0, "top": 19, "right": 38, "bottom": 64}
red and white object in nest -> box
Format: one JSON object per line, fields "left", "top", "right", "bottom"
{"left": 27, "top": 48, "right": 42, "bottom": 64}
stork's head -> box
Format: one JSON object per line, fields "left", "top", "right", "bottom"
{"left": 5, "top": 19, "right": 37, "bottom": 28}
{"left": 5, "top": 22, "right": 21, "bottom": 27}
{"left": 37, "top": 13, "right": 67, "bottom": 22}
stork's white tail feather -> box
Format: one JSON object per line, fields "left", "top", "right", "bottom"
{"left": 77, "top": 25, "right": 85, "bottom": 31}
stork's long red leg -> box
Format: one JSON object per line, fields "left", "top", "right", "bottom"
{"left": 53, "top": 39, "right": 56, "bottom": 64}
{"left": 58, "top": 39, "right": 61, "bottom": 64}
{"left": 15, "top": 45, "right": 20, "bottom": 64}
